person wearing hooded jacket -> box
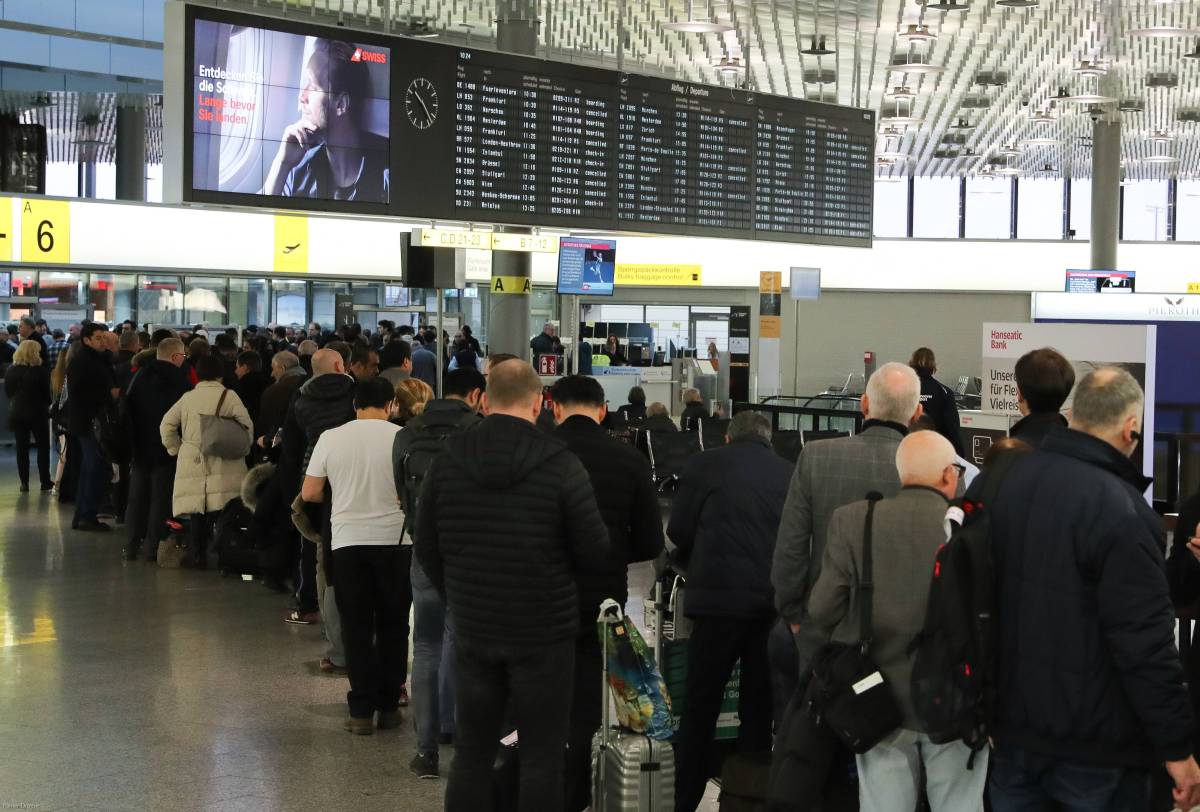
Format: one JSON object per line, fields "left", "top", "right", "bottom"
{"left": 415, "top": 360, "right": 610, "bottom": 812}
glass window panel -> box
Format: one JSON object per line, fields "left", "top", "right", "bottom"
{"left": 690, "top": 306, "right": 732, "bottom": 314}
{"left": 873, "top": 179, "right": 908, "bottom": 238}
{"left": 89, "top": 273, "right": 136, "bottom": 325}
{"left": 1176, "top": 180, "right": 1200, "bottom": 242}
{"left": 595, "top": 305, "right": 645, "bottom": 322}
{"left": 1069, "top": 178, "right": 1091, "bottom": 240}
{"left": 184, "top": 276, "right": 229, "bottom": 326}
{"left": 229, "top": 278, "right": 269, "bottom": 328}
{"left": 351, "top": 282, "right": 383, "bottom": 307}
{"left": 645, "top": 306, "right": 689, "bottom": 322}
{"left": 965, "top": 177, "right": 1012, "bottom": 239}
{"left": 139, "top": 275, "right": 183, "bottom": 326}
{"left": 1017, "top": 178, "right": 1064, "bottom": 239}
{"left": 38, "top": 271, "right": 84, "bottom": 305}
{"left": 12, "top": 270, "right": 37, "bottom": 298}
{"left": 912, "top": 177, "right": 960, "bottom": 238}
{"left": 146, "top": 163, "right": 163, "bottom": 203}
{"left": 96, "top": 162, "right": 116, "bottom": 200}
{"left": 44, "top": 162, "right": 77, "bottom": 197}
{"left": 312, "top": 281, "right": 350, "bottom": 330}
{"left": 273, "top": 280, "right": 308, "bottom": 327}
{"left": 1122, "top": 180, "right": 1169, "bottom": 242}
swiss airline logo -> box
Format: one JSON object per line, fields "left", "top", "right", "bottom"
{"left": 351, "top": 48, "right": 387, "bottom": 64}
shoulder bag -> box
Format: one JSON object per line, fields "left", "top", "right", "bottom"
{"left": 199, "top": 389, "right": 252, "bottom": 459}
{"left": 806, "top": 492, "right": 902, "bottom": 754}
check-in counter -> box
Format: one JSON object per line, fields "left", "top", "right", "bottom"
{"left": 539, "top": 366, "right": 677, "bottom": 415}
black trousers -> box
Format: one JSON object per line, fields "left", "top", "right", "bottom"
{"left": 565, "top": 630, "right": 603, "bottom": 812}
{"left": 125, "top": 460, "right": 176, "bottom": 558}
{"left": 333, "top": 545, "right": 412, "bottom": 719}
{"left": 295, "top": 539, "right": 319, "bottom": 614}
{"left": 675, "top": 616, "right": 775, "bottom": 812}
{"left": 446, "top": 635, "right": 575, "bottom": 812}
{"left": 12, "top": 418, "right": 51, "bottom": 489}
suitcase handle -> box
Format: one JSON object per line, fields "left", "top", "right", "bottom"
{"left": 597, "top": 599, "right": 624, "bottom": 807}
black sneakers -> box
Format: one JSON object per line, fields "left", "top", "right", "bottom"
{"left": 409, "top": 753, "right": 439, "bottom": 779}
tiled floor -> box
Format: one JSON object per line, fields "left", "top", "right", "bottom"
{"left": 0, "top": 454, "right": 720, "bottom": 811}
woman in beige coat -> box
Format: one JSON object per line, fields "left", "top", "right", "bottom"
{"left": 160, "top": 355, "right": 252, "bottom": 567}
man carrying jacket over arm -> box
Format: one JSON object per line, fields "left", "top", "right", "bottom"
{"left": 414, "top": 360, "right": 610, "bottom": 812}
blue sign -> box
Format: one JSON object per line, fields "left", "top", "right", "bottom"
{"left": 557, "top": 238, "right": 616, "bottom": 296}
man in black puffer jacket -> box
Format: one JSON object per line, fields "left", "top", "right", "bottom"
{"left": 988, "top": 367, "right": 1200, "bottom": 811}
{"left": 124, "top": 337, "right": 191, "bottom": 561}
{"left": 668, "top": 410, "right": 793, "bottom": 812}
{"left": 415, "top": 360, "right": 609, "bottom": 812}
{"left": 550, "top": 375, "right": 664, "bottom": 812}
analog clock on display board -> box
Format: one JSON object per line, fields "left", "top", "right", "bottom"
{"left": 406, "top": 78, "right": 439, "bottom": 129}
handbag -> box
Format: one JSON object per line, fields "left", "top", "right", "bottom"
{"left": 199, "top": 389, "right": 251, "bottom": 460}
{"left": 807, "top": 492, "right": 902, "bottom": 754}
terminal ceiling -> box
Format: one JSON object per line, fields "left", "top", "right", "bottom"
{"left": 4, "top": 0, "right": 1200, "bottom": 181}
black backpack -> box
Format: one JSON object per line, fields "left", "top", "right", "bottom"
{"left": 214, "top": 497, "right": 258, "bottom": 576}
{"left": 909, "top": 448, "right": 1026, "bottom": 761}
{"left": 95, "top": 369, "right": 140, "bottom": 465}
{"left": 396, "top": 408, "right": 478, "bottom": 540}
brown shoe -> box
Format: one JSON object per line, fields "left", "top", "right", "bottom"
{"left": 343, "top": 716, "right": 374, "bottom": 736}
{"left": 377, "top": 710, "right": 402, "bottom": 730}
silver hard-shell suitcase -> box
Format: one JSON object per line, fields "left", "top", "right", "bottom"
{"left": 593, "top": 601, "right": 675, "bottom": 811}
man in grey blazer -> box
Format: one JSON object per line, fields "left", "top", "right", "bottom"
{"left": 808, "top": 430, "right": 984, "bottom": 811}
{"left": 772, "top": 362, "right": 923, "bottom": 673}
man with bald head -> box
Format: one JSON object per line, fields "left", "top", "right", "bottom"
{"left": 985, "top": 367, "right": 1200, "bottom": 811}
{"left": 809, "top": 429, "right": 982, "bottom": 810}
{"left": 415, "top": 359, "right": 609, "bottom": 809}
{"left": 774, "top": 361, "right": 925, "bottom": 675}
{"left": 279, "top": 345, "right": 358, "bottom": 627}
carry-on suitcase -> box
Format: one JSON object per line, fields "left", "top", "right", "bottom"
{"left": 593, "top": 602, "right": 675, "bottom": 811}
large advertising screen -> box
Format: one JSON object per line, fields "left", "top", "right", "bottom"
{"left": 191, "top": 17, "right": 391, "bottom": 205}
{"left": 557, "top": 238, "right": 616, "bottom": 296}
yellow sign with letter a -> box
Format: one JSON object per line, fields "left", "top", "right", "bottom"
{"left": 492, "top": 275, "right": 531, "bottom": 295}
{"left": 21, "top": 199, "right": 70, "bottom": 264}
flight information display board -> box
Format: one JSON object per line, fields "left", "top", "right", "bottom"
{"left": 183, "top": 7, "right": 874, "bottom": 246}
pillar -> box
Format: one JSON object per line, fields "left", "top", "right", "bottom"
{"left": 1091, "top": 118, "right": 1121, "bottom": 270}
{"left": 488, "top": 0, "right": 539, "bottom": 359}
{"left": 116, "top": 106, "right": 147, "bottom": 202}
{"left": 76, "top": 160, "right": 97, "bottom": 199}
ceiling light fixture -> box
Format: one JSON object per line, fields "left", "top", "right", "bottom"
{"left": 661, "top": 0, "right": 734, "bottom": 33}
{"left": 1149, "top": 130, "right": 1175, "bottom": 144}
{"left": 880, "top": 115, "right": 925, "bottom": 126}
{"left": 877, "top": 151, "right": 911, "bottom": 161}
{"left": 898, "top": 23, "right": 937, "bottom": 42}
{"left": 996, "top": 0, "right": 1038, "bottom": 7}
{"left": 890, "top": 50, "right": 944, "bottom": 75}
{"left": 713, "top": 57, "right": 745, "bottom": 76}
{"left": 997, "top": 144, "right": 1022, "bottom": 157}
{"left": 949, "top": 117, "right": 976, "bottom": 130}
{"left": 995, "top": 166, "right": 1023, "bottom": 175}
{"left": 801, "top": 35, "right": 835, "bottom": 56}
{"left": 1184, "top": 39, "right": 1200, "bottom": 59}
{"left": 1119, "top": 98, "right": 1146, "bottom": 112}
{"left": 922, "top": 0, "right": 970, "bottom": 11}
{"left": 1021, "top": 137, "right": 1061, "bottom": 146}
{"left": 1029, "top": 109, "right": 1056, "bottom": 123}
{"left": 1073, "top": 60, "right": 1106, "bottom": 77}
{"left": 1143, "top": 154, "right": 1179, "bottom": 163}
{"left": 888, "top": 85, "right": 917, "bottom": 101}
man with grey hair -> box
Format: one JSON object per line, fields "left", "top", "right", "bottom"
{"left": 667, "top": 409, "right": 794, "bottom": 811}
{"left": 986, "top": 367, "right": 1200, "bottom": 811}
{"left": 810, "top": 430, "right": 983, "bottom": 811}
{"left": 773, "top": 361, "right": 924, "bottom": 675}
{"left": 530, "top": 321, "right": 557, "bottom": 359}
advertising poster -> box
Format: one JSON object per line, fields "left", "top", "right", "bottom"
{"left": 192, "top": 19, "right": 391, "bottom": 203}
{"left": 557, "top": 238, "right": 616, "bottom": 296}
{"left": 982, "top": 322, "right": 1156, "bottom": 480}
{"left": 758, "top": 272, "right": 782, "bottom": 399}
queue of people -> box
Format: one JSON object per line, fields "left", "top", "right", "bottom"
{"left": 8, "top": 318, "right": 1200, "bottom": 812}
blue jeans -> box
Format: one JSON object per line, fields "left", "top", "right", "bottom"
{"left": 411, "top": 556, "right": 455, "bottom": 756}
{"left": 988, "top": 742, "right": 1151, "bottom": 812}
{"left": 73, "top": 433, "right": 107, "bottom": 523}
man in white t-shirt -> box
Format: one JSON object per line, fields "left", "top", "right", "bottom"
{"left": 303, "top": 377, "right": 408, "bottom": 735}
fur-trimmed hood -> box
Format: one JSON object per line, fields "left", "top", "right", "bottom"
{"left": 241, "top": 462, "right": 276, "bottom": 512}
